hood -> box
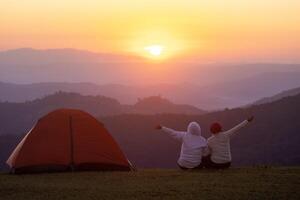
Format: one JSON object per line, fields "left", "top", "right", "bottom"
{"left": 187, "top": 122, "right": 201, "bottom": 136}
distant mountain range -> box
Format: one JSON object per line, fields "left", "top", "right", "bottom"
{"left": 252, "top": 87, "right": 300, "bottom": 105}
{"left": 1, "top": 73, "right": 300, "bottom": 110}
{"left": 0, "top": 92, "right": 204, "bottom": 135}
{"left": 1, "top": 48, "right": 300, "bottom": 110}
{"left": 1, "top": 91, "right": 299, "bottom": 170}
{"left": 103, "top": 94, "right": 300, "bottom": 168}
{"left": 1, "top": 48, "right": 299, "bottom": 85}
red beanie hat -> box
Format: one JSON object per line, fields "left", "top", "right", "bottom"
{"left": 210, "top": 122, "right": 222, "bottom": 134}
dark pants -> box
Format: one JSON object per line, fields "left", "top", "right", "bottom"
{"left": 202, "top": 155, "right": 231, "bottom": 169}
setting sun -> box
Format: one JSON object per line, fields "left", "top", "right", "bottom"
{"left": 144, "top": 45, "right": 164, "bottom": 57}
{"left": 127, "top": 29, "right": 186, "bottom": 60}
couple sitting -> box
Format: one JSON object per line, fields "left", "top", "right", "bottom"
{"left": 156, "top": 116, "right": 254, "bottom": 170}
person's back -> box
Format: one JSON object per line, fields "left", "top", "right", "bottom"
{"left": 205, "top": 117, "right": 254, "bottom": 168}
{"left": 208, "top": 132, "right": 232, "bottom": 163}
{"left": 157, "top": 122, "right": 208, "bottom": 169}
{"left": 179, "top": 130, "right": 208, "bottom": 168}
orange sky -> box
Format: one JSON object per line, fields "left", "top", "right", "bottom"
{"left": 1, "top": 0, "right": 300, "bottom": 62}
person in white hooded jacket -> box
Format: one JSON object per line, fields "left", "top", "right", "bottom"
{"left": 156, "top": 122, "right": 208, "bottom": 169}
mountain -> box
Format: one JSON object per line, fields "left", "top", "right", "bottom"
{"left": 101, "top": 94, "right": 300, "bottom": 168}
{"left": 0, "top": 93, "right": 299, "bottom": 170}
{"left": 0, "top": 92, "right": 204, "bottom": 135}
{"left": 1, "top": 72, "right": 300, "bottom": 110}
{"left": 130, "top": 96, "right": 202, "bottom": 115}
{"left": 0, "top": 48, "right": 138, "bottom": 64}
{"left": 138, "top": 72, "right": 300, "bottom": 109}
{"left": 198, "top": 72, "right": 300, "bottom": 107}
{"left": 1, "top": 48, "right": 300, "bottom": 109}
{"left": 0, "top": 81, "right": 141, "bottom": 104}
{"left": 1, "top": 48, "right": 300, "bottom": 85}
{"left": 0, "top": 48, "right": 145, "bottom": 84}
{"left": 252, "top": 87, "right": 300, "bottom": 105}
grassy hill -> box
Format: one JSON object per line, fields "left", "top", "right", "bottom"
{"left": 0, "top": 167, "right": 299, "bottom": 200}
{"left": 0, "top": 92, "right": 203, "bottom": 135}
{"left": 101, "top": 94, "right": 300, "bottom": 168}
{"left": 1, "top": 93, "right": 300, "bottom": 170}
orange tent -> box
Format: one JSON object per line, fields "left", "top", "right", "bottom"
{"left": 7, "top": 109, "right": 133, "bottom": 173}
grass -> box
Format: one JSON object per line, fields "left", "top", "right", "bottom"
{"left": 0, "top": 167, "right": 299, "bottom": 200}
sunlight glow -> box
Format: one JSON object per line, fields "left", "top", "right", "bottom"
{"left": 144, "top": 45, "right": 164, "bottom": 57}
{"left": 1, "top": 1, "right": 300, "bottom": 62}
{"left": 128, "top": 29, "right": 186, "bottom": 61}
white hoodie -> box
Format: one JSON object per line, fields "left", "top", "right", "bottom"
{"left": 162, "top": 122, "right": 208, "bottom": 168}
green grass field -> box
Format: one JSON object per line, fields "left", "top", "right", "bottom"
{"left": 0, "top": 167, "right": 299, "bottom": 200}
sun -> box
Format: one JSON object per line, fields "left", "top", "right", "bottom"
{"left": 129, "top": 30, "right": 185, "bottom": 60}
{"left": 144, "top": 45, "right": 164, "bottom": 57}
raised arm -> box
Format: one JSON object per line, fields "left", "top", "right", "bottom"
{"left": 224, "top": 116, "right": 254, "bottom": 137}
{"left": 157, "top": 125, "right": 185, "bottom": 141}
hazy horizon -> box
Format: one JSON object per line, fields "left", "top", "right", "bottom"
{"left": 1, "top": 47, "right": 300, "bottom": 85}
{"left": 2, "top": 47, "right": 300, "bottom": 64}
{"left": 2, "top": 1, "right": 300, "bottom": 63}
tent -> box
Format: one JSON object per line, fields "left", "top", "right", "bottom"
{"left": 7, "top": 109, "right": 133, "bottom": 173}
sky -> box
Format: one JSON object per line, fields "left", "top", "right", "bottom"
{"left": 1, "top": 0, "right": 300, "bottom": 62}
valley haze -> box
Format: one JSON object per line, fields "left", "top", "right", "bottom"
{"left": 1, "top": 48, "right": 300, "bottom": 110}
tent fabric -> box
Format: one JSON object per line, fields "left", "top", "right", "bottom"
{"left": 7, "top": 109, "right": 132, "bottom": 173}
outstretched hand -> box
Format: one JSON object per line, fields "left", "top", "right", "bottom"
{"left": 247, "top": 116, "right": 254, "bottom": 122}
{"left": 155, "top": 125, "right": 162, "bottom": 130}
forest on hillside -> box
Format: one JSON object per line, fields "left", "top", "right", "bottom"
{"left": 0, "top": 94, "right": 299, "bottom": 170}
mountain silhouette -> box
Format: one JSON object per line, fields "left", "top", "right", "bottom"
{"left": 0, "top": 93, "right": 299, "bottom": 170}
{"left": 252, "top": 86, "right": 300, "bottom": 105}
{"left": 0, "top": 92, "right": 204, "bottom": 135}
{"left": 1, "top": 48, "right": 300, "bottom": 109}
